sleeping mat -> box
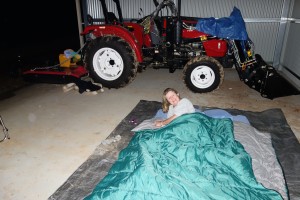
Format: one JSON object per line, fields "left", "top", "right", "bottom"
{"left": 84, "top": 113, "right": 282, "bottom": 200}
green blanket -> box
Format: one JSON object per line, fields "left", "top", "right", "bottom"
{"left": 84, "top": 113, "right": 282, "bottom": 200}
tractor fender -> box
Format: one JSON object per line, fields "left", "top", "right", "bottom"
{"left": 81, "top": 25, "right": 143, "bottom": 62}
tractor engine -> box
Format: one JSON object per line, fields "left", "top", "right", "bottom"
{"left": 179, "top": 42, "right": 204, "bottom": 57}
{"left": 142, "top": 16, "right": 227, "bottom": 70}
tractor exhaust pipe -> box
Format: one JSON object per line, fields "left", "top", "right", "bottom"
{"left": 175, "top": 0, "right": 182, "bottom": 45}
{"left": 177, "top": 0, "right": 181, "bottom": 18}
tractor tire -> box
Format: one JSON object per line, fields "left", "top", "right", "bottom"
{"left": 183, "top": 56, "right": 224, "bottom": 93}
{"left": 84, "top": 36, "right": 138, "bottom": 89}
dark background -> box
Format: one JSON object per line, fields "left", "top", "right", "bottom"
{"left": 1, "top": 0, "right": 81, "bottom": 76}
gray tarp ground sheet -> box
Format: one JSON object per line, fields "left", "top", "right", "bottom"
{"left": 49, "top": 100, "right": 300, "bottom": 200}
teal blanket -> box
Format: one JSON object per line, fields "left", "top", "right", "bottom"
{"left": 85, "top": 113, "right": 282, "bottom": 200}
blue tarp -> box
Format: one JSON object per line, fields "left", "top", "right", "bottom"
{"left": 196, "top": 7, "right": 248, "bottom": 40}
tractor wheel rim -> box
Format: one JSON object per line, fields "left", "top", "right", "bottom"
{"left": 190, "top": 65, "right": 215, "bottom": 88}
{"left": 93, "top": 47, "right": 124, "bottom": 80}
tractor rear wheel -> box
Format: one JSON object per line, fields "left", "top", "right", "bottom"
{"left": 183, "top": 56, "right": 224, "bottom": 93}
{"left": 84, "top": 36, "right": 138, "bottom": 89}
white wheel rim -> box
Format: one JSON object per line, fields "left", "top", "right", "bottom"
{"left": 190, "top": 65, "right": 215, "bottom": 89}
{"left": 92, "top": 47, "right": 124, "bottom": 81}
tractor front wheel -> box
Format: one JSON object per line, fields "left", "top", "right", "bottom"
{"left": 183, "top": 56, "right": 224, "bottom": 93}
{"left": 84, "top": 36, "right": 138, "bottom": 89}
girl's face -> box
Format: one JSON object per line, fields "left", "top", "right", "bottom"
{"left": 166, "top": 91, "right": 180, "bottom": 106}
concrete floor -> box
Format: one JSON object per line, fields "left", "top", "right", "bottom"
{"left": 0, "top": 68, "right": 299, "bottom": 200}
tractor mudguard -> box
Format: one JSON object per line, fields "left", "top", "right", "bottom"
{"left": 81, "top": 25, "right": 143, "bottom": 62}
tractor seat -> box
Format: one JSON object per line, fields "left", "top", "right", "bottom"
{"left": 107, "top": 12, "right": 118, "bottom": 24}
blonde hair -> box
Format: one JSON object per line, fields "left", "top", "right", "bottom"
{"left": 162, "top": 88, "right": 180, "bottom": 112}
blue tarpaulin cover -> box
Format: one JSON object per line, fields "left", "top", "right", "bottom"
{"left": 196, "top": 7, "right": 248, "bottom": 40}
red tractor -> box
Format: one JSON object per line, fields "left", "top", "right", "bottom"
{"left": 81, "top": 0, "right": 251, "bottom": 93}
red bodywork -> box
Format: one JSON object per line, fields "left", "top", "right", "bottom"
{"left": 202, "top": 39, "right": 227, "bottom": 57}
{"left": 181, "top": 28, "right": 228, "bottom": 57}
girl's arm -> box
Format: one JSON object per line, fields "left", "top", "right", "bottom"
{"left": 154, "top": 114, "right": 177, "bottom": 127}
